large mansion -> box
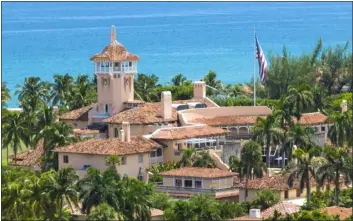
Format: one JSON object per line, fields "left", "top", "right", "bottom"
{"left": 11, "top": 26, "right": 331, "bottom": 190}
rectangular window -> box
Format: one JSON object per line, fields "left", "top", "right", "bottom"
{"left": 121, "top": 156, "right": 127, "bottom": 165}
{"left": 63, "top": 155, "right": 69, "bottom": 163}
{"left": 284, "top": 191, "right": 289, "bottom": 199}
{"left": 245, "top": 189, "right": 248, "bottom": 197}
{"left": 114, "top": 128, "right": 119, "bottom": 138}
{"left": 321, "top": 126, "right": 326, "bottom": 132}
{"left": 175, "top": 179, "right": 182, "bottom": 187}
{"left": 138, "top": 154, "right": 143, "bottom": 163}
{"left": 150, "top": 151, "right": 156, "bottom": 157}
{"left": 129, "top": 62, "right": 132, "bottom": 67}
{"left": 177, "top": 143, "right": 182, "bottom": 151}
{"left": 184, "top": 180, "right": 192, "bottom": 188}
{"left": 105, "top": 104, "right": 109, "bottom": 113}
{"left": 138, "top": 174, "right": 143, "bottom": 181}
{"left": 195, "top": 180, "right": 202, "bottom": 188}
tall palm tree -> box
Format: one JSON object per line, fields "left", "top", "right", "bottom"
{"left": 1, "top": 82, "right": 11, "bottom": 108}
{"left": 41, "top": 168, "right": 79, "bottom": 220}
{"left": 241, "top": 141, "right": 263, "bottom": 201}
{"left": 229, "top": 156, "right": 245, "bottom": 182}
{"left": 192, "top": 151, "right": 216, "bottom": 168}
{"left": 288, "top": 147, "right": 325, "bottom": 210}
{"left": 178, "top": 147, "right": 196, "bottom": 167}
{"left": 171, "top": 73, "right": 187, "bottom": 86}
{"left": 15, "top": 77, "right": 48, "bottom": 111}
{"left": 204, "top": 70, "right": 223, "bottom": 96}
{"left": 328, "top": 111, "right": 352, "bottom": 147}
{"left": 134, "top": 73, "right": 160, "bottom": 102}
{"left": 317, "top": 146, "right": 352, "bottom": 206}
{"left": 287, "top": 124, "right": 315, "bottom": 153}
{"left": 285, "top": 83, "right": 314, "bottom": 121}
{"left": 252, "top": 114, "right": 285, "bottom": 172}
{"left": 2, "top": 111, "right": 28, "bottom": 163}
{"left": 77, "top": 168, "right": 121, "bottom": 214}
{"left": 105, "top": 155, "right": 121, "bottom": 172}
{"left": 51, "top": 74, "right": 74, "bottom": 106}
{"left": 274, "top": 96, "right": 294, "bottom": 169}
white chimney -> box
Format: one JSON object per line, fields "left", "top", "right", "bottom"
{"left": 122, "top": 122, "right": 131, "bottom": 142}
{"left": 193, "top": 81, "right": 206, "bottom": 98}
{"left": 249, "top": 209, "right": 261, "bottom": 218}
{"left": 119, "top": 129, "right": 125, "bottom": 142}
{"left": 341, "top": 100, "right": 347, "bottom": 113}
{"left": 161, "top": 91, "right": 172, "bottom": 119}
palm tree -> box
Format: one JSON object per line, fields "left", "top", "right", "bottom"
{"left": 2, "top": 111, "right": 28, "bottom": 163}
{"left": 287, "top": 124, "right": 315, "bottom": 154}
{"left": 252, "top": 189, "right": 280, "bottom": 210}
{"left": 317, "top": 146, "right": 352, "bottom": 206}
{"left": 164, "top": 199, "right": 195, "bottom": 221}
{"left": 204, "top": 70, "right": 223, "bottom": 96}
{"left": 87, "top": 203, "right": 123, "bottom": 221}
{"left": 189, "top": 194, "right": 222, "bottom": 221}
{"left": 77, "top": 168, "right": 121, "bottom": 214}
{"left": 178, "top": 147, "right": 196, "bottom": 167}
{"left": 1, "top": 82, "right": 11, "bottom": 108}
{"left": 229, "top": 156, "right": 245, "bottom": 182}
{"left": 328, "top": 111, "right": 352, "bottom": 147}
{"left": 105, "top": 155, "right": 121, "bottom": 171}
{"left": 134, "top": 73, "right": 160, "bottom": 102}
{"left": 192, "top": 151, "right": 216, "bottom": 168}
{"left": 288, "top": 147, "right": 325, "bottom": 210}
{"left": 241, "top": 141, "right": 263, "bottom": 201}
{"left": 171, "top": 73, "right": 189, "bottom": 86}
{"left": 225, "top": 83, "right": 245, "bottom": 98}
{"left": 285, "top": 83, "right": 314, "bottom": 121}
{"left": 274, "top": 97, "right": 294, "bottom": 169}
{"left": 252, "top": 114, "right": 285, "bottom": 172}
{"left": 15, "top": 77, "right": 48, "bottom": 111}
{"left": 51, "top": 74, "right": 74, "bottom": 106}
{"left": 311, "top": 85, "right": 328, "bottom": 112}
{"left": 41, "top": 168, "right": 79, "bottom": 220}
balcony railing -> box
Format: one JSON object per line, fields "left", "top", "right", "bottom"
{"left": 225, "top": 134, "right": 252, "bottom": 140}
{"left": 95, "top": 66, "right": 137, "bottom": 74}
{"left": 150, "top": 156, "right": 163, "bottom": 165}
{"left": 92, "top": 112, "right": 109, "bottom": 119}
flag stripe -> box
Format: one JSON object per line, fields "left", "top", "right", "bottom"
{"left": 255, "top": 35, "right": 268, "bottom": 83}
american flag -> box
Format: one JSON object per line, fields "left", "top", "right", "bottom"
{"left": 255, "top": 35, "right": 268, "bottom": 83}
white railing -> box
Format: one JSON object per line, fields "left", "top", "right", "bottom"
{"left": 156, "top": 184, "right": 235, "bottom": 194}
{"left": 150, "top": 156, "right": 163, "bottom": 165}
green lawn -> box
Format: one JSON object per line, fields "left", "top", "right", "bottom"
{"left": 2, "top": 142, "right": 29, "bottom": 165}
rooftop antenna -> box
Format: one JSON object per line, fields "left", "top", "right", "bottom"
{"left": 110, "top": 25, "right": 116, "bottom": 43}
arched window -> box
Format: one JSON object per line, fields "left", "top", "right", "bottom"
{"left": 156, "top": 148, "right": 162, "bottom": 157}
{"left": 114, "top": 128, "right": 119, "bottom": 138}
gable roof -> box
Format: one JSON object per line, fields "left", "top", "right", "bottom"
{"left": 261, "top": 202, "right": 300, "bottom": 218}
{"left": 103, "top": 103, "right": 178, "bottom": 124}
{"left": 239, "top": 175, "right": 317, "bottom": 191}
{"left": 295, "top": 112, "right": 328, "bottom": 125}
{"left": 160, "top": 167, "right": 237, "bottom": 179}
{"left": 53, "top": 137, "right": 162, "bottom": 156}
{"left": 9, "top": 140, "right": 44, "bottom": 168}
{"left": 59, "top": 104, "right": 95, "bottom": 120}
{"left": 150, "top": 125, "right": 229, "bottom": 140}
{"left": 192, "top": 115, "right": 266, "bottom": 126}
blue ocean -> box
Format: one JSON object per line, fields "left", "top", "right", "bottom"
{"left": 2, "top": 2, "right": 352, "bottom": 107}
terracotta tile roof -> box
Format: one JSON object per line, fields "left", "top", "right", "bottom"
{"left": 295, "top": 112, "right": 328, "bottom": 125}
{"left": 150, "top": 208, "right": 164, "bottom": 217}
{"left": 215, "top": 189, "right": 239, "bottom": 199}
{"left": 319, "top": 206, "right": 352, "bottom": 220}
{"left": 73, "top": 129, "right": 100, "bottom": 135}
{"left": 9, "top": 140, "right": 44, "bottom": 168}
{"left": 150, "top": 125, "right": 229, "bottom": 140}
{"left": 239, "top": 175, "right": 317, "bottom": 191}
{"left": 90, "top": 40, "right": 140, "bottom": 62}
{"left": 160, "top": 167, "right": 237, "bottom": 179}
{"left": 261, "top": 202, "right": 300, "bottom": 218}
{"left": 192, "top": 115, "right": 267, "bottom": 126}
{"left": 53, "top": 136, "right": 162, "bottom": 156}
{"left": 103, "top": 103, "right": 178, "bottom": 124}
{"left": 59, "top": 104, "right": 95, "bottom": 120}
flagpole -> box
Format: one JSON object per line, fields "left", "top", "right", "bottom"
{"left": 253, "top": 27, "right": 256, "bottom": 106}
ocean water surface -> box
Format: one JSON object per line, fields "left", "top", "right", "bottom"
{"left": 2, "top": 2, "right": 352, "bottom": 107}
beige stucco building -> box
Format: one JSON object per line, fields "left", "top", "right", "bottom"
{"left": 238, "top": 175, "right": 347, "bottom": 203}
{"left": 157, "top": 167, "right": 238, "bottom": 199}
